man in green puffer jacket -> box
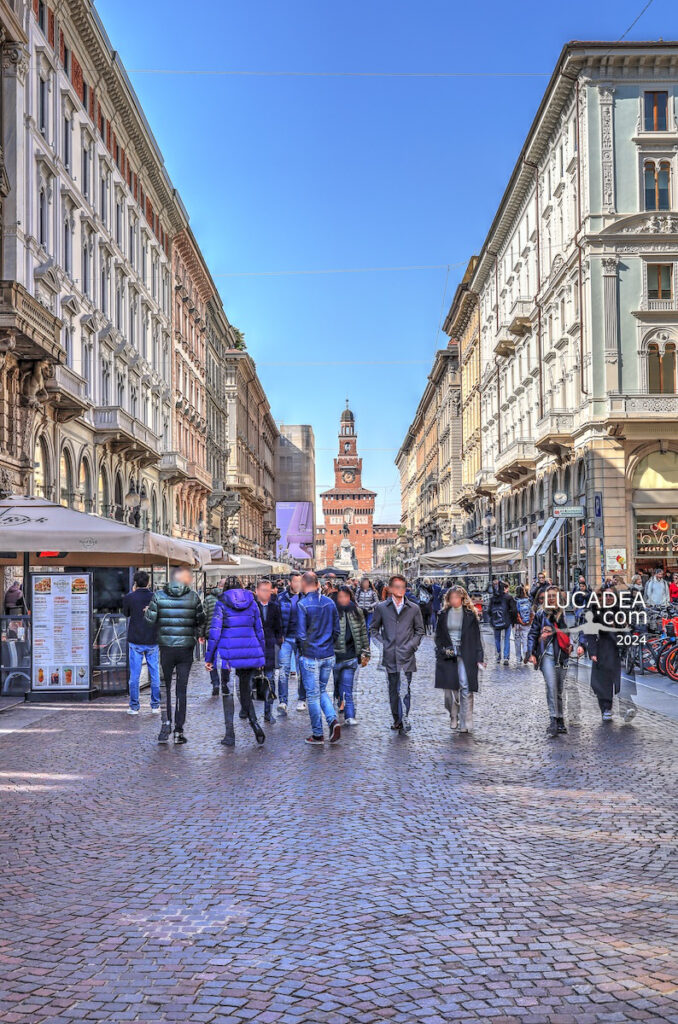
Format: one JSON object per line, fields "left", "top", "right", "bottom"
{"left": 145, "top": 567, "right": 205, "bottom": 744}
{"left": 203, "top": 581, "right": 226, "bottom": 696}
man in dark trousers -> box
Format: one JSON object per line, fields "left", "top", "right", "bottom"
{"left": 145, "top": 566, "right": 205, "bottom": 744}
{"left": 122, "top": 570, "right": 160, "bottom": 715}
{"left": 370, "top": 574, "right": 425, "bottom": 734}
{"left": 255, "top": 578, "right": 283, "bottom": 723}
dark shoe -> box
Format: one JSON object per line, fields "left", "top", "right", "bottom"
{"left": 329, "top": 720, "right": 341, "bottom": 744}
{"left": 220, "top": 735, "right": 235, "bottom": 747}
{"left": 253, "top": 724, "right": 266, "bottom": 745}
{"left": 174, "top": 729, "right": 187, "bottom": 744}
{"left": 239, "top": 710, "right": 248, "bottom": 719}
{"left": 503, "top": 658, "right": 510, "bottom": 666}
{"left": 211, "top": 687, "right": 220, "bottom": 696}
{"left": 305, "top": 734, "right": 324, "bottom": 745}
{"left": 546, "top": 718, "right": 559, "bottom": 739}
{"left": 264, "top": 712, "right": 274, "bottom": 723}
{"left": 157, "top": 723, "right": 171, "bottom": 744}
{"left": 390, "top": 722, "right": 402, "bottom": 731}
{"left": 557, "top": 718, "right": 568, "bottom": 734}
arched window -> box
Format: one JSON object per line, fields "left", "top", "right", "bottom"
{"left": 114, "top": 473, "right": 124, "bottom": 521}
{"left": 633, "top": 450, "right": 678, "bottom": 490}
{"left": 59, "top": 449, "right": 74, "bottom": 508}
{"left": 150, "top": 490, "right": 158, "bottom": 532}
{"left": 162, "top": 498, "right": 169, "bottom": 534}
{"left": 648, "top": 341, "right": 676, "bottom": 393}
{"left": 645, "top": 160, "right": 671, "bottom": 211}
{"left": 79, "top": 458, "right": 93, "bottom": 512}
{"left": 34, "top": 436, "right": 49, "bottom": 498}
{"left": 98, "top": 466, "right": 110, "bottom": 516}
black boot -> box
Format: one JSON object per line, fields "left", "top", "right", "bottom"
{"left": 546, "top": 717, "right": 559, "bottom": 739}
{"left": 221, "top": 693, "right": 235, "bottom": 747}
{"left": 557, "top": 717, "right": 568, "bottom": 734}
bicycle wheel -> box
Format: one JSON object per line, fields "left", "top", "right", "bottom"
{"left": 641, "top": 640, "right": 661, "bottom": 673}
{"left": 664, "top": 644, "right": 678, "bottom": 681}
{"left": 657, "top": 639, "right": 675, "bottom": 675}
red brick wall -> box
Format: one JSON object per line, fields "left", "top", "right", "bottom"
{"left": 48, "top": 8, "right": 55, "bottom": 46}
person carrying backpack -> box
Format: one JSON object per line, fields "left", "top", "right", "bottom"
{"left": 488, "top": 580, "right": 517, "bottom": 665}
{"left": 513, "top": 584, "right": 533, "bottom": 665}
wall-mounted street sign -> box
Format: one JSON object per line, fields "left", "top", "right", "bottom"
{"left": 553, "top": 505, "right": 585, "bottom": 518}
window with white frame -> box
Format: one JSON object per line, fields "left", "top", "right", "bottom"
{"left": 647, "top": 263, "right": 674, "bottom": 304}
{"left": 644, "top": 91, "right": 669, "bottom": 132}
{"left": 644, "top": 159, "right": 671, "bottom": 211}
{"left": 38, "top": 75, "right": 48, "bottom": 136}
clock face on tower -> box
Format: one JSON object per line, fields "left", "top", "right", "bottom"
{"left": 342, "top": 469, "right": 356, "bottom": 484}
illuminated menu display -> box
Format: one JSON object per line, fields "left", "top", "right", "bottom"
{"left": 32, "top": 574, "right": 91, "bottom": 690}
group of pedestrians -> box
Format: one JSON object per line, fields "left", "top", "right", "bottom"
{"left": 122, "top": 564, "right": 643, "bottom": 749}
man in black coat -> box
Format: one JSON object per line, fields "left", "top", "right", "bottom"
{"left": 256, "top": 578, "right": 283, "bottom": 723}
{"left": 370, "top": 574, "right": 425, "bottom": 733}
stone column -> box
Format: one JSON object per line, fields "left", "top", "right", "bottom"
{"left": 598, "top": 85, "right": 616, "bottom": 214}
{"left": 602, "top": 257, "right": 620, "bottom": 392}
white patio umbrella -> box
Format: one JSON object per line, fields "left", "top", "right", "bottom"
{"left": 204, "top": 553, "right": 290, "bottom": 578}
{"left": 0, "top": 495, "right": 200, "bottom": 567}
{"left": 419, "top": 541, "right": 522, "bottom": 569}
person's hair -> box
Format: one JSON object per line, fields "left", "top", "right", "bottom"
{"left": 301, "top": 571, "right": 318, "bottom": 587}
{"left": 443, "top": 585, "right": 478, "bottom": 617}
{"left": 389, "top": 574, "right": 407, "bottom": 587}
{"left": 515, "top": 584, "right": 526, "bottom": 598}
{"left": 225, "top": 576, "right": 242, "bottom": 589}
{"left": 289, "top": 570, "right": 302, "bottom": 580}
{"left": 542, "top": 586, "right": 566, "bottom": 617}
{"left": 134, "top": 570, "right": 149, "bottom": 588}
{"left": 360, "top": 577, "right": 372, "bottom": 590}
{"left": 336, "top": 585, "right": 354, "bottom": 602}
{"left": 256, "top": 577, "right": 272, "bottom": 587}
{"left": 171, "top": 566, "right": 191, "bottom": 581}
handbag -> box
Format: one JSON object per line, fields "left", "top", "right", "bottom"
{"left": 251, "top": 670, "right": 275, "bottom": 702}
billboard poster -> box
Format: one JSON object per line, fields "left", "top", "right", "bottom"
{"left": 276, "top": 501, "right": 314, "bottom": 560}
{"left": 31, "top": 573, "right": 91, "bottom": 690}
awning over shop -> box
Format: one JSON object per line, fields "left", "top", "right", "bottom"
{"left": 419, "top": 541, "right": 522, "bottom": 568}
{"left": 527, "top": 518, "right": 554, "bottom": 558}
{"left": 0, "top": 496, "right": 200, "bottom": 567}
{"left": 536, "top": 517, "right": 564, "bottom": 556}
{"left": 204, "top": 554, "right": 291, "bottom": 578}
{"left": 632, "top": 488, "right": 678, "bottom": 510}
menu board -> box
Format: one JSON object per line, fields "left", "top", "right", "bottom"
{"left": 32, "top": 574, "right": 91, "bottom": 690}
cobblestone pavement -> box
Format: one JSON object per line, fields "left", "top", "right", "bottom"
{"left": 2, "top": 635, "right": 677, "bottom": 1024}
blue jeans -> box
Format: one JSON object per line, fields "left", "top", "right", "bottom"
{"left": 300, "top": 655, "right": 336, "bottom": 736}
{"left": 387, "top": 671, "right": 412, "bottom": 724}
{"left": 364, "top": 611, "right": 373, "bottom": 635}
{"left": 279, "top": 638, "right": 304, "bottom": 704}
{"left": 494, "top": 626, "right": 512, "bottom": 659}
{"left": 128, "top": 643, "right": 160, "bottom": 710}
{"left": 334, "top": 657, "right": 358, "bottom": 718}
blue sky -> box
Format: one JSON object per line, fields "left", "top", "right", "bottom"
{"left": 96, "top": 0, "right": 668, "bottom": 522}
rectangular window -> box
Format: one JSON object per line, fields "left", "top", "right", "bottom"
{"left": 39, "top": 78, "right": 48, "bottom": 134}
{"left": 115, "top": 200, "right": 122, "bottom": 245}
{"left": 645, "top": 161, "right": 671, "bottom": 211}
{"left": 82, "top": 243, "right": 89, "bottom": 295}
{"left": 648, "top": 263, "right": 673, "bottom": 300}
{"left": 63, "top": 44, "right": 71, "bottom": 77}
{"left": 38, "top": 0, "right": 46, "bottom": 31}
{"left": 81, "top": 145, "right": 89, "bottom": 198}
{"left": 63, "top": 114, "right": 70, "bottom": 170}
{"left": 644, "top": 91, "right": 669, "bottom": 132}
{"left": 100, "top": 177, "right": 106, "bottom": 223}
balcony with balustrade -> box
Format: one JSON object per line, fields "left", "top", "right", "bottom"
{"left": 159, "top": 451, "right": 189, "bottom": 483}
{"left": 92, "top": 406, "right": 161, "bottom": 465}
{"left": 534, "top": 409, "right": 575, "bottom": 454}
{"left": 495, "top": 438, "right": 538, "bottom": 483}
{"left": 45, "top": 363, "right": 91, "bottom": 421}
{"left": 507, "top": 296, "right": 533, "bottom": 335}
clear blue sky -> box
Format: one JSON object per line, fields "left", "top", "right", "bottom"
{"left": 96, "top": 0, "right": 667, "bottom": 522}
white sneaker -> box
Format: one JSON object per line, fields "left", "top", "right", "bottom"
{"left": 602, "top": 709, "right": 613, "bottom": 721}
{"left": 150, "top": 706, "right": 161, "bottom": 715}
{"left": 278, "top": 702, "right": 288, "bottom": 714}
{"left": 401, "top": 714, "right": 412, "bottom": 733}
{"left": 344, "top": 717, "right": 358, "bottom": 726}
{"left": 623, "top": 707, "right": 637, "bottom": 723}
{"left": 126, "top": 708, "right": 140, "bottom": 715}
{"left": 296, "top": 701, "right": 306, "bottom": 712}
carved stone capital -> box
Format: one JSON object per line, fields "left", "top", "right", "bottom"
{"left": 2, "top": 43, "right": 29, "bottom": 84}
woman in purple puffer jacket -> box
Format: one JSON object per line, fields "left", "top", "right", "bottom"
{"left": 205, "top": 578, "right": 266, "bottom": 747}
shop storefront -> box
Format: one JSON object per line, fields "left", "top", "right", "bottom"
{"left": 632, "top": 451, "right": 678, "bottom": 576}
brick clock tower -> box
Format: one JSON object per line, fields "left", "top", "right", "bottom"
{"left": 320, "top": 402, "right": 376, "bottom": 572}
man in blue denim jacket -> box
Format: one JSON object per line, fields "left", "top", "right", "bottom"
{"left": 297, "top": 571, "right": 341, "bottom": 746}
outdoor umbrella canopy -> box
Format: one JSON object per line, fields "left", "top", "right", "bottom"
{"left": 184, "top": 539, "right": 227, "bottom": 568}
{"left": 0, "top": 496, "right": 200, "bottom": 567}
{"left": 204, "top": 553, "right": 290, "bottom": 578}
{"left": 419, "top": 541, "right": 522, "bottom": 568}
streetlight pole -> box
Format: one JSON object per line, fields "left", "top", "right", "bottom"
{"left": 482, "top": 508, "right": 496, "bottom": 591}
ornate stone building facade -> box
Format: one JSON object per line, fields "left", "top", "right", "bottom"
{"left": 205, "top": 296, "right": 237, "bottom": 545}
{"left": 171, "top": 228, "right": 212, "bottom": 540}
{"left": 395, "top": 345, "right": 462, "bottom": 566}
{"left": 472, "top": 41, "right": 678, "bottom": 584}
{"left": 1, "top": 0, "right": 184, "bottom": 532}
{"left": 223, "top": 348, "right": 278, "bottom": 558}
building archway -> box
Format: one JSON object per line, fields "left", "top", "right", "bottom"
{"left": 59, "top": 448, "right": 75, "bottom": 508}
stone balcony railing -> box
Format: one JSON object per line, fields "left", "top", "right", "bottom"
{"left": 186, "top": 461, "right": 212, "bottom": 491}
{"left": 534, "top": 409, "right": 575, "bottom": 453}
{"left": 495, "top": 438, "right": 538, "bottom": 482}
{"left": 45, "top": 363, "right": 91, "bottom": 421}
{"left": 159, "top": 451, "right": 189, "bottom": 482}
{"left": 92, "top": 406, "right": 161, "bottom": 457}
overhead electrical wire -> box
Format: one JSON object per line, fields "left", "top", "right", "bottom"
{"left": 128, "top": 69, "right": 550, "bottom": 78}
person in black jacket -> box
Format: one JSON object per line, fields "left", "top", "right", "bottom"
{"left": 434, "top": 586, "right": 485, "bottom": 733}
{"left": 256, "top": 578, "right": 283, "bottom": 723}
{"left": 577, "top": 586, "right": 636, "bottom": 723}
{"left": 488, "top": 580, "right": 517, "bottom": 666}
{"left": 145, "top": 566, "right": 205, "bottom": 745}
{"left": 122, "top": 570, "right": 160, "bottom": 715}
